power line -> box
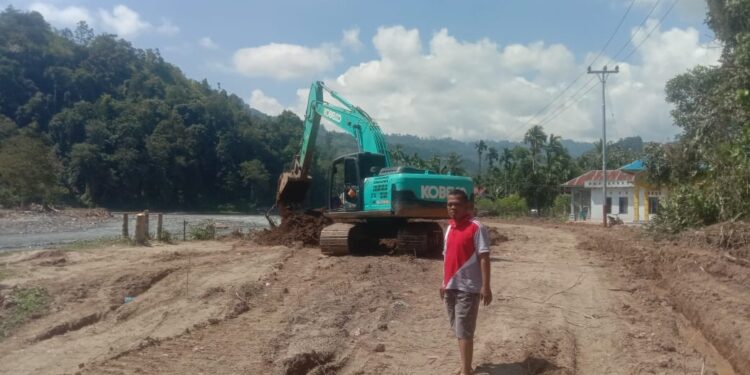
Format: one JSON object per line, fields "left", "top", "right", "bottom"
{"left": 520, "top": 0, "right": 663, "bottom": 132}
{"left": 535, "top": 78, "right": 599, "bottom": 126}
{"left": 621, "top": 0, "right": 678, "bottom": 61}
{"left": 519, "top": 0, "right": 638, "bottom": 130}
{"left": 607, "top": 0, "right": 662, "bottom": 63}
{"left": 534, "top": 0, "right": 677, "bottom": 128}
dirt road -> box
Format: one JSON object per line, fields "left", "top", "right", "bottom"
{"left": 0, "top": 222, "right": 739, "bottom": 374}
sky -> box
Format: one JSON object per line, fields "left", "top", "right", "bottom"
{"left": 7, "top": 0, "right": 721, "bottom": 142}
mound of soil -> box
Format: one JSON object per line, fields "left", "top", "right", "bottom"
{"left": 254, "top": 210, "right": 332, "bottom": 247}
{"left": 688, "top": 220, "right": 750, "bottom": 259}
{"left": 487, "top": 226, "right": 509, "bottom": 245}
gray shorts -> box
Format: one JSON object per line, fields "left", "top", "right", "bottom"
{"left": 444, "top": 289, "right": 480, "bottom": 339}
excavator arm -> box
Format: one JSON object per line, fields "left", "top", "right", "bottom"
{"left": 276, "top": 81, "right": 391, "bottom": 216}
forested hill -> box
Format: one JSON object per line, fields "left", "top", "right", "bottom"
{"left": 0, "top": 8, "right": 302, "bottom": 210}
{"left": 0, "top": 8, "right": 630, "bottom": 211}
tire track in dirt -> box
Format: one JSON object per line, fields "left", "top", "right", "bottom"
{"left": 472, "top": 223, "right": 730, "bottom": 374}
{"left": 34, "top": 223, "right": 730, "bottom": 374}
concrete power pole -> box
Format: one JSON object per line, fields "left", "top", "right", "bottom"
{"left": 587, "top": 65, "right": 619, "bottom": 227}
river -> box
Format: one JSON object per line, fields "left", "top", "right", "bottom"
{"left": 0, "top": 213, "right": 274, "bottom": 252}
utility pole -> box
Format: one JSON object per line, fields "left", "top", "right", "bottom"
{"left": 588, "top": 65, "right": 618, "bottom": 227}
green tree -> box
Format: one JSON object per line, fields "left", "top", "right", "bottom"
{"left": 486, "top": 146, "right": 498, "bottom": 171}
{"left": 649, "top": 0, "right": 750, "bottom": 231}
{"left": 0, "top": 133, "right": 64, "bottom": 206}
{"left": 240, "top": 159, "right": 270, "bottom": 203}
{"left": 474, "top": 140, "right": 487, "bottom": 178}
{"left": 524, "top": 125, "right": 546, "bottom": 173}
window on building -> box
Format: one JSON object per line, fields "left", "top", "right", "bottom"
{"left": 605, "top": 197, "right": 612, "bottom": 214}
{"left": 648, "top": 197, "right": 659, "bottom": 214}
{"left": 619, "top": 197, "right": 628, "bottom": 214}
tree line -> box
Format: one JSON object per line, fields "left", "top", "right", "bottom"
{"left": 0, "top": 8, "right": 301, "bottom": 211}
{"left": 644, "top": 0, "right": 750, "bottom": 231}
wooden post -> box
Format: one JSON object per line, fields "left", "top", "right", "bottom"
{"left": 144, "top": 210, "right": 150, "bottom": 239}
{"left": 135, "top": 213, "right": 147, "bottom": 245}
{"left": 122, "top": 213, "right": 129, "bottom": 238}
{"left": 157, "top": 214, "right": 163, "bottom": 241}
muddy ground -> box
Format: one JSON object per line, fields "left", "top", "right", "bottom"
{"left": 0, "top": 220, "right": 747, "bottom": 374}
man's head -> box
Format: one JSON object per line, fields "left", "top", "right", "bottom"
{"left": 447, "top": 189, "right": 471, "bottom": 221}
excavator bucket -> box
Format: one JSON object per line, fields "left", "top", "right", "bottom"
{"left": 276, "top": 172, "right": 311, "bottom": 218}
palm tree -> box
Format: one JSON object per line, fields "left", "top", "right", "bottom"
{"left": 486, "top": 147, "right": 499, "bottom": 171}
{"left": 446, "top": 152, "right": 466, "bottom": 175}
{"left": 498, "top": 148, "right": 514, "bottom": 195}
{"left": 390, "top": 145, "right": 407, "bottom": 165}
{"left": 474, "top": 140, "right": 488, "bottom": 178}
{"left": 524, "top": 125, "right": 547, "bottom": 173}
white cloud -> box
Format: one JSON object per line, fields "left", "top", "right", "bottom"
{"left": 233, "top": 43, "right": 341, "bottom": 80}
{"left": 249, "top": 89, "right": 285, "bottom": 116}
{"left": 199, "top": 36, "right": 219, "bottom": 49}
{"left": 98, "top": 5, "right": 150, "bottom": 38}
{"left": 341, "top": 27, "right": 363, "bottom": 51}
{"left": 303, "top": 24, "right": 721, "bottom": 142}
{"left": 28, "top": 3, "right": 93, "bottom": 28}
{"left": 156, "top": 18, "right": 179, "bottom": 36}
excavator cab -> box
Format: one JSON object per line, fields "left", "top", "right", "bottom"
{"left": 328, "top": 152, "right": 386, "bottom": 212}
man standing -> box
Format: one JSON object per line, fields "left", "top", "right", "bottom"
{"left": 440, "top": 189, "right": 492, "bottom": 375}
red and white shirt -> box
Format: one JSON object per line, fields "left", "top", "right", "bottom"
{"left": 443, "top": 216, "right": 491, "bottom": 293}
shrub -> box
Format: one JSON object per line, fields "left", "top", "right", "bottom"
{"left": 648, "top": 184, "right": 720, "bottom": 234}
{"left": 496, "top": 194, "right": 528, "bottom": 217}
{"left": 551, "top": 194, "right": 571, "bottom": 219}
{"left": 475, "top": 198, "right": 499, "bottom": 216}
{"left": 158, "top": 229, "right": 173, "bottom": 243}
{"left": 189, "top": 220, "right": 216, "bottom": 240}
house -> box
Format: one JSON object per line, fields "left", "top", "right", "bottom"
{"left": 562, "top": 160, "right": 667, "bottom": 223}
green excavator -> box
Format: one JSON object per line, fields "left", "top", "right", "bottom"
{"left": 276, "top": 81, "right": 473, "bottom": 256}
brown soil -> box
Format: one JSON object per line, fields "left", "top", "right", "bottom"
{"left": 254, "top": 210, "right": 332, "bottom": 247}
{"left": 569, "top": 223, "right": 749, "bottom": 374}
{"left": 0, "top": 222, "right": 744, "bottom": 374}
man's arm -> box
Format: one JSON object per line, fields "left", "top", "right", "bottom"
{"left": 479, "top": 252, "right": 492, "bottom": 306}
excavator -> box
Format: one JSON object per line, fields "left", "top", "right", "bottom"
{"left": 275, "top": 81, "right": 473, "bottom": 256}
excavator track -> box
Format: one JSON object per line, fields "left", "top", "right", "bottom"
{"left": 320, "top": 223, "right": 354, "bottom": 256}
{"left": 320, "top": 223, "right": 380, "bottom": 256}
{"left": 397, "top": 222, "right": 444, "bottom": 258}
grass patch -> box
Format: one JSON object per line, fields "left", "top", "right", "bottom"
{"left": 0, "top": 287, "right": 50, "bottom": 338}
{"left": 60, "top": 236, "right": 133, "bottom": 251}
{"left": 189, "top": 220, "right": 216, "bottom": 240}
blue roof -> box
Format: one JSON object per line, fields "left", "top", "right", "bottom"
{"left": 620, "top": 160, "right": 645, "bottom": 172}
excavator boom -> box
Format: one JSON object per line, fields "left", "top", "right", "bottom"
{"left": 276, "top": 81, "right": 390, "bottom": 215}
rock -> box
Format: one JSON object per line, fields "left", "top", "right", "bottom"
{"left": 374, "top": 343, "right": 386, "bottom": 352}
{"left": 377, "top": 322, "right": 388, "bottom": 331}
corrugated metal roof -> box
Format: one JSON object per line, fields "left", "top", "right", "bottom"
{"left": 620, "top": 159, "right": 645, "bottom": 172}
{"left": 562, "top": 169, "right": 636, "bottom": 187}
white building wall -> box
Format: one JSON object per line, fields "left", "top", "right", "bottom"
{"left": 590, "top": 187, "right": 635, "bottom": 222}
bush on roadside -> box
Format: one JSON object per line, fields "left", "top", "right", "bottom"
{"left": 158, "top": 229, "right": 173, "bottom": 243}
{"left": 189, "top": 220, "right": 216, "bottom": 240}
{"left": 551, "top": 194, "right": 571, "bottom": 219}
{"left": 496, "top": 194, "right": 528, "bottom": 217}
{"left": 475, "top": 198, "right": 499, "bottom": 216}
{"left": 648, "top": 184, "right": 720, "bottom": 234}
